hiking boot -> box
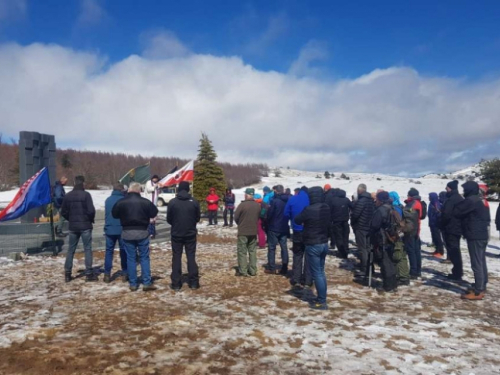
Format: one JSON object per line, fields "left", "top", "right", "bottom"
{"left": 461, "top": 291, "right": 485, "bottom": 300}
{"left": 433, "top": 253, "right": 444, "bottom": 259}
{"left": 121, "top": 273, "right": 129, "bottom": 283}
{"left": 229, "top": 224, "right": 233, "bottom": 227}
{"left": 235, "top": 270, "right": 249, "bottom": 277}
{"left": 143, "top": 284, "right": 157, "bottom": 292}
{"left": 410, "top": 275, "right": 420, "bottom": 280}
{"left": 103, "top": 273, "right": 111, "bottom": 283}
{"left": 189, "top": 282, "right": 200, "bottom": 290}
{"left": 447, "top": 273, "right": 462, "bottom": 281}
{"left": 223, "top": 224, "right": 229, "bottom": 227}
{"left": 309, "top": 302, "right": 328, "bottom": 310}
{"left": 398, "top": 279, "right": 410, "bottom": 286}
{"left": 290, "top": 284, "right": 303, "bottom": 293}
{"left": 65, "top": 272, "right": 72, "bottom": 283}
{"left": 56, "top": 231, "right": 68, "bottom": 238}
{"left": 170, "top": 284, "right": 181, "bottom": 292}
{"left": 85, "top": 274, "right": 98, "bottom": 282}
{"left": 130, "top": 285, "right": 139, "bottom": 292}
{"left": 264, "top": 269, "right": 278, "bottom": 275}
{"left": 279, "top": 266, "right": 288, "bottom": 276}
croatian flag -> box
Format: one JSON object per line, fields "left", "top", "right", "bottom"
{"left": 0, "top": 168, "right": 52, "bottom": 222}
{"left": 159, "top": 160, "right": 194, "bottom": 187}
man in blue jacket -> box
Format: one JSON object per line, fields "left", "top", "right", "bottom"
{"left": 265, "top": 185, "right": 290, "bottom": 275}
{"left": 284, "top": 186, "right": 311, "bottom": 289}
{"left": 103, "top": 183, "right": 127, "bottom": 283}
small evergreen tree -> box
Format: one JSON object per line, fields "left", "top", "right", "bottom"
{"left": 193, "top": 133, "right": 227, "bottom": 211}
{"left": 479, "top": 158, "right": 500, "bottom": 193}
{"left": 61, "top": 153, "right": 73, "bottom": 169}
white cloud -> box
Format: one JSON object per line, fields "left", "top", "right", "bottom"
{"left": 244, "top": 13, "right": 289, "bottom": 55}
{"left": 289, "top": 40, "right": 329, "bottom": 77}
{"left": 0, "top": 0, "right": 26, "bottom": 21}
{"left": 141, "top": 29, "right": 190, "bottom": 59}
{"left": 0, "top": 42, "right": 499, "bottom": 175}
{"left": 76, "top": 0, "right": 106, "bottom": 27}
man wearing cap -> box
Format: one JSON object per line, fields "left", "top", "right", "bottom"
{"left": 404, "top": 188, "right": 423, "bottom": 279}
{"left": 441, "top": 180, "right": 464, "bottom": 281}
{"left": 370, "top": 191, "right": 398, "bottom": 292}
{"left": 234, "top": 188, "right": 261, "bottom": 276}
{"left": 454, "top": 181, "right": 491, "bottom": 300}
{"left": 167, "top": 181, "right": 201, "bottom": 290}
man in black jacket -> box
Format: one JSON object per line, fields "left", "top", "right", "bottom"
{"left": 265, "top": 185, "right": 290, "bottom": 275}
{"left": 330, "top": 189, "right": 353, "bottom": 259}
{"left": 351, "top": 184, "right": 375, "bottom": 276}
{"left": 294, "top": 186, "right": 331, "bottom": 310}
{"left": 61, "top": 175, "right": 97, "bottom": 282}
{"left": 454, "top": 181, "right": 491, "bottom": 300}
{"left": 441, "top": 180, "right": 464, "bottom": 281}
{"left": 324, "top": 185, "right": 336, "bottom": 249}
{"left": 112, "top": 182, "right": 159, "bottom": 292}
{"left": 167, "top": 181, "right": 201, "bottom": 290}
{"left": 496, "top": 204, "right": 500, "bottom": 241}
{"left": 370, "top": 191, "right": 398, "bottom": 293}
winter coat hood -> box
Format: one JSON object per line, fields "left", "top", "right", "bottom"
{"left": 429, "top": 192, "right": 439, "bottom": 203}
{"left": 177, "top": 190, "right": 193, "bottom": 201}
{"left": 308, "top": 187, "right": 325, "bottom": 205}
{"left": 462, "top": 181, "right": 479, "bottom": 198}
{"left": 439, "top": 191, "right": 447, "bottom": 204}
{"left": 336, "top": 189, "right": 347, "bottom": 198}
{"left": 389, "top": 191, "right": 401, "bottom": 207}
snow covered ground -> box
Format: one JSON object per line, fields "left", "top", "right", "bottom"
{"left": 0, "top": 224, "right": 500, "bottom": 374}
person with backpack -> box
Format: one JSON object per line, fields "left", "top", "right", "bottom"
{"left": 389, "top": 191, "right": 410, "bottom": 286}
{"left": 294, "top": 186, "right": 331, "bottom": 310}
{"left": 428, "top": 192, "right": 445, "bottom": 259}
{"left": 441, "top": 180, "right": 464, "bottom": 281}
{"left": 284, "top": 186, "right": 311, "bottom": 290}
{"left": 351, "top": 184, "right": 375, "bottom": 277}
{"left": 454, "top": 181, "right": 491, "bottom": 300}
{"left": 223, "top": 188, "right": 236, "bottom": 227}
{"left": 404, "top": 188, "right": 423, "bottom": 279}
{"left": 370, "top": 191, "right": 398, "bottom": 293}
{"left": 330, "top": 189, "right": 353, "bottom": 259}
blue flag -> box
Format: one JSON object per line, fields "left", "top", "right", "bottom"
{"left": 0, "top": 168, "right": 52, "bottom": 222}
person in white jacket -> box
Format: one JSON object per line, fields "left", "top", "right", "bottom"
{"left": 144, "top": 175, "right": 160, "bottom": 238}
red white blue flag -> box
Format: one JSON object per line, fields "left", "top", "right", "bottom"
{"left": 159, "top": 160, "right": 194, "bottom": 187}
{"left": 0, "top": 168, "right": 52, "bottom": 222}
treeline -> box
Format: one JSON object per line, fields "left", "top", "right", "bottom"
{"left": 0, "top": 139, "right": 268, "bottom": 190}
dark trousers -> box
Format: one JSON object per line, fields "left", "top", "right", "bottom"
{"left": 467, "top": 239, "right": 488, "bottom": 293}
{"left": 404, "top": 235, "right": 422, "bottom": 277}
{"left": 291, "top": 231, "right": 312, "bottom": 286}
{"left": 355, "top": 229, "right": 370, "bottom": 272}
{"left": 332, "top": 221, "right": 350, "bottom": 258}
{"left": 379, "top": 244, "right": 397, "bottom": 291}
{"left": 430, "top": 225, "right": 444, "bottom": 254}
{"left": 223, "top": 208, "right": 234, "bottom": 226}
{"left": 329, "top": 223, "right": 336, "bottom": 248}
{"left": 65, "top": 229, "right": 93, "bottom": 275}
{"left": 445, "top": 233, "right": 462, "bottom": 278}
{"left": 171, "top": 237, "right": 199, "bottom": 287}
{"left": 104, "top": 234, "right": 127, "bottom": 274}
{"left": 267, "top": 231, "right": 289, "bottom": 271}
{"left": 208, "top": 210, "right": 218, "bottom": 225}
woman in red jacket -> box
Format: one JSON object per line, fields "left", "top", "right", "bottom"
{"left": 206, "top": 188, "right": 220, "bottom": 225}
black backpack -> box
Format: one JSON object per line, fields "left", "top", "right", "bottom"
{"left": 420, "top": 201, "right": 428, "bottom": 220}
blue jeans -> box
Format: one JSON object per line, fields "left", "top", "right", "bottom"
{"left": 306, "top": 243, "right": 329, "bottom": 304}
{"left": 65, "top": 229, "right": 93, "bottom": 275}
{"left": 404, "top": 235, "right": 422, "bottom": 276}
{"left": 104, "top": 234, "right": 127, "bottom": 274}
{"left": 268, "top": 231, "right": 289, "bottom": 271}
{"left": 123, "top": 237, "right": 152, "bottom": 287}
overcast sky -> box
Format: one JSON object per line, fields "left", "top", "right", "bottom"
{"left": 1, "top": 1, "right": 499, "bottom": 175}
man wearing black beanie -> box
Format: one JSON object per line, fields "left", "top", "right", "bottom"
{"left": 167, "top": 182, "right": 201, "bottom": 290}
{"left": 441, "top": 180, "right": 464, "bottom": 281}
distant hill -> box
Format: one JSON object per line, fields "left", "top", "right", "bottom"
{"left": 0, "top": 140, "right": 268, "bottom": 190}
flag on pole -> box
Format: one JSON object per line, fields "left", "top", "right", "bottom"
{"left": 0, "top": 167, "right": 52, "bottom": 222}
{"left": 119, "top": 162, "right": 151, "bottom": 185}
{"left": 159, "top": 160, "right": 194, "bottom": 186}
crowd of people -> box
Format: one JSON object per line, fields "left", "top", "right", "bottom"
{"left": 54, "top": 175, "right": 499, "bottom": 310}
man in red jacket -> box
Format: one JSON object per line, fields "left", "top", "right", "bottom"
{"left": 206, "top": 188, "right": 220, "bottom": 225}
{"left": 405, "top": 188, "right": 423, "bottom": 280}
